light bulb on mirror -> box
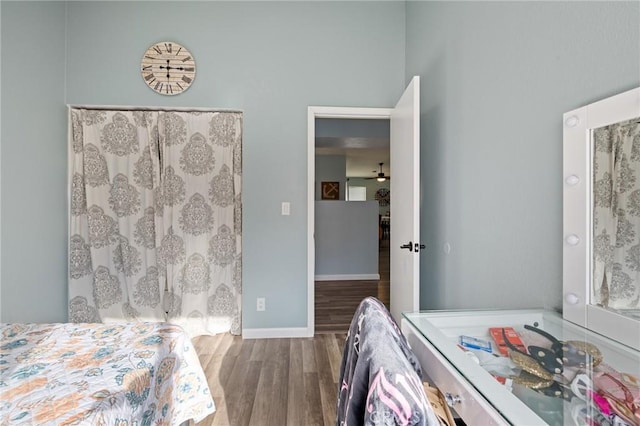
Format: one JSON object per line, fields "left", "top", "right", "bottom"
{"left": 565, "top": 175, "right": 580, "bottom": 186}
{"left": 565, "top": 293, "right": 580, "bottom": 305}
{"left": 565, "top": 115, "right": 580, "bottom": 128}
{"left": 565, "top": 234, "right": 580, "bottom": 246}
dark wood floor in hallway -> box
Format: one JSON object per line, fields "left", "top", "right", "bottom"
{"left": 314, "top": 238, "right": 390, "bottom": 333}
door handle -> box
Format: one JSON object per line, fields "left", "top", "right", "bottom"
{"left": 414, "top": 243, "right": 426, "bottom": 252}
{"left": 400, "top": 241, "right": 413, "bottom": 251}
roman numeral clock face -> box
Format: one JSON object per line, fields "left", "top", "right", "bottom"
{"left": 141, "top": 42, "right": 196, "bottom": 95}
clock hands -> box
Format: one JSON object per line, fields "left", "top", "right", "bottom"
{"left": 159, "top": 59, "right": 188, "bottom": 79}
{"left": 164, "top": 66, "right": 188, "bottom": 72}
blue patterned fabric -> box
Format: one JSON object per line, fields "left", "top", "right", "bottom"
{"left": 0, "top": 322, "right": 214, "bottom": 425}
{"left": 336, "top": 297, "right": 439, "bottom": 426}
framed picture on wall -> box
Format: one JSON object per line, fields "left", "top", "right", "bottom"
{"left": 321, "top": 181, "right": 339, "bottom": 200}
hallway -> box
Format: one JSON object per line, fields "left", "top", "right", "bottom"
{"left": 314, "top": 238, "right": 390, "bottom": 334}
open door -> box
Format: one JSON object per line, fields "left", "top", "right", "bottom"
{"left": 307, "top": 77, "right": 420, "bottom": 334}
{"left": 390, "top": 76, "right": 420, "bottom": 321}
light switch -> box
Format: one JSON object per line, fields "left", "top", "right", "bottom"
{"left": 281, "top": 202, "right": 290, "bottom": 216}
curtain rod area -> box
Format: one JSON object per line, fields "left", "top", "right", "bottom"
{"left": 67, "top": 104, "right": 243, "bottom": 113}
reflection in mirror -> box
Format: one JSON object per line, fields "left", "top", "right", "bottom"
{"left": 563, "top": 86, "right": 640, "bottom": 350}
{"left": 593, "top": 117, "right": 640, "bottom": 320}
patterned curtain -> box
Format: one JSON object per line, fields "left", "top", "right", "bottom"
{"left": 68, "top": 108, "right": 242, "bottom": 336}
{"left": 157, "top": 111, "right": 242, "bottom": 336}
{"left": 592, "top": 117, "right": 640, "bottom": 310}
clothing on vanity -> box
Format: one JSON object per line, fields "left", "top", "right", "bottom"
{"left": 336, "top": 297, "right": 439, "bottom": 426}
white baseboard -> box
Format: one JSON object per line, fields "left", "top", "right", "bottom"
{"left": 242, "top": 327, "right": 313, "bottom": 339}
{"left": 315, "top": 273, "right": 380, "bottom": 281}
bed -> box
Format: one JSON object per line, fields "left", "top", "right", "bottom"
{"left": 0, "top": 322, "right": 215, "bottom": 425}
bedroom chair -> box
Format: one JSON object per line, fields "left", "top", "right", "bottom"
{"left": 335, "top": 296, "right": 441, "bottom": 425}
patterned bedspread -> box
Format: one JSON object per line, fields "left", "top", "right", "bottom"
{"left": 0, "top": 322, "right": 214, "bottom": 425}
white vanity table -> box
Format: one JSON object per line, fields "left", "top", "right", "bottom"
{"left": 402, "top": 309, "right": 640, "bottom": 425}
{"left": 401, "top": 87, "right": 640, "bottom": 425}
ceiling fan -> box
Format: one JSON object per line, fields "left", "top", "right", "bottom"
{"left": 366, "top": 162, "right": 390, "bottom": 182}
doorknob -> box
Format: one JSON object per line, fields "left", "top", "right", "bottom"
{"left": 400, "top": 241, "right": 413, "bottom": 251}
{"left": 414, "top": 243, "right": 426, "bottom": 252}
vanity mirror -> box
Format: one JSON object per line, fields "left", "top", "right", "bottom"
{"left": 563, "top": 86, "right": 640, "bottom": 350}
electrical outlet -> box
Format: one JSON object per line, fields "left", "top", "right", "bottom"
{"left": 257, "top": 297, "right": 266, "bottom": 311}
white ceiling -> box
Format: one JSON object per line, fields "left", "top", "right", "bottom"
{"left": 315, "top": 119, "right": 390, "bottom": 178}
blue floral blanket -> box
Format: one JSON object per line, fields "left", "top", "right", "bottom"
{"left": 0, "top": 322, "right": 214, "bottom": 425}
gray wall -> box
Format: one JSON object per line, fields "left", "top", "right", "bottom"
{"left": 316, "top": 118, "right": 390, "bottom": 139}
{"left": 2, "top": 1, "right": 638, "bottom": 328}
{"left": 315, "top": 201, "right": 378, "bottom": 277}
{"left": 406, "top": 1, "right": 640, "bottom": 311}
{"left": 316, "top": 155, "right": 346, "bottom": 201}
{"left": 1, "top": 1, "right": 68, "bottom": 322}
{"left": 0, "top": 1, "right": 406, "bottom": 327}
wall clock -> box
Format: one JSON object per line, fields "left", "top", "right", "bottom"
{"left": 141, "top": 41, "right": 196, "bottom": 96}
{"left": 375, "top": 187, "right": 390, "bottom": 206}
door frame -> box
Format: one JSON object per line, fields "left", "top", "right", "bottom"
{"left": 307, "top": 106, "right": 393, "bottom": 335}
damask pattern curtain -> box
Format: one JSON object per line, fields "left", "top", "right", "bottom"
{"left": 68, "top": 108, "right": 242, "bottom": 336}
{"left": 593, "top": 118, "right": 640, "bottom": 310}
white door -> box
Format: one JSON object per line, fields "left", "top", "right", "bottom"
{"left": 390, "top": 76, "right": 420, "bottom": 321}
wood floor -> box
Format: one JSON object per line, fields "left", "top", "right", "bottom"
{"left": 315, "top": 237, "right": 390, "bottom": 333}
{"left": 192, "top": 332, "right": 346, "bottom": 426}
{"left": 190, "top": 237, "right": 390, "bottom": 424}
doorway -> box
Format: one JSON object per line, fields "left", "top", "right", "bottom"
{"left": 307, "top": 107, "right": 392, "bottom": 336}
{"left": 314, "top": 118, "right": 391, "bottom": 333}
{"left": 307, "top": 76, "right": 421, "bottom": 336}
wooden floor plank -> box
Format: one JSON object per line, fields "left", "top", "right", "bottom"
{"left": 192, "top": 334, "right": 219, "bottom": 355}
{"left": 248, "top": 339, "right": 278, "bottom": 425}
{"left": 267, "top": 339, "right": 290, "bottom": 426}
{"left": 209, "top": 401, "right": 229, "bottom": 426}
{"left": 302, "top": 338, "right": 317, "bottom": 373}
{"left": 303, "top": 372, "right": 324, "bottom": 426}
{"left": 224, "top": 339, "right": 256, "bottom": 426}
{"left": 286, "top": 340, "right": 304, "bottom": 426}
{"left": 325, "top": 333, "right": 345, "bottom": 385}
{"left": 231, "top": 361, "right": 262, "bottom": 426}
{"left": 217, "top": 335, "right": 242, "bottom": 390}
{"left": 314, "top": 335, "right": 338, "bottom": 426}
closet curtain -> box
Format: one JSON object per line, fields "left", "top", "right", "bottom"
{"left": 68, "top": 108, "right": 242, "bottom": 336}
{"left": 593, "top": 118, "right": 640, "bottom": 310}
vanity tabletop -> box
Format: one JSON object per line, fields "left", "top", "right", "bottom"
{"left": 403, "top": 309, "right": 640, "bottom": 425}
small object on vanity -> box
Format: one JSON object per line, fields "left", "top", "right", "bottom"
{"left": 565, "top": 340, "right": 603, "bottom": 367}
{"left": 535, "top": 381, "right": 572, "bottom": 400}
{"left": 502, "top": 328, "right": 554, "bottom": 381}
{"left": 593, "top": 371, "right": 640, "bottom": 425}
{"left": 459, "top": 335, "right": 492, "bottom": 353}
{"left": 456, "top": 344, "right": 481, "bottom": 364}
{"left": 521, "top": 325, "right": 564, "bottom": 375}
{"left": 512, "top": 370, "right": 572, "bottom": 400}
{"left": 490, "top": 327, "right": 527, "bottom": 356}
{"left": 524, "top": 324, "right": 602, "bottom": 368}
{"left": 511, "top": 370, "right": 554, "bottom": 390}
